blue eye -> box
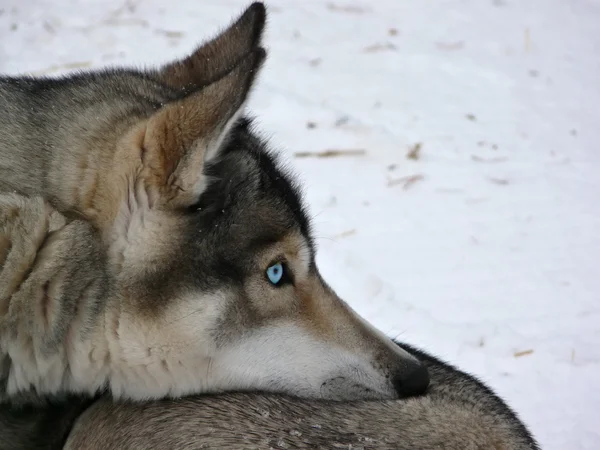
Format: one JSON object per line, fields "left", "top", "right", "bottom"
{"left": 266, "top": 262, "right": 284, "bottom": 285}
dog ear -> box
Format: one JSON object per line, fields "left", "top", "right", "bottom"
{"left": 141, "top": 48, "right": 266, "bottom": 209}
{"left": 155, "top": 2, "right": 266, "bottom": 92}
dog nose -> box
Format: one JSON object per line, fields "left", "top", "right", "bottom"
{"left": 392, "top": 363, "right": 430, "bottom": 398}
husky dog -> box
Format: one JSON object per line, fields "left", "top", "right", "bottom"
{"left": 0, "top": 3, "right": 429, "bottom": 404}
{"left": 0, "top": 342, "right": 539, "bottom": 450}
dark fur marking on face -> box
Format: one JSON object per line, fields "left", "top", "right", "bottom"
{"left": 175, "top": 118, "right": 314, "bottom": 292}
{"left": 201, "top": 118, "right": 312, "bottom": 242}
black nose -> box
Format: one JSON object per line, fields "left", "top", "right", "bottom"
{"left": 392, "top": 363, "right": 430, "bottom": 398}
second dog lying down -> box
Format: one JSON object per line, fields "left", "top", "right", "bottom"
{"left": 63, "top": 342, "right": 539, "bottom": 450}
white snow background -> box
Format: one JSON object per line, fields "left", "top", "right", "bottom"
{"left": 1, "top": 0, "right": 598, "bottom": 448}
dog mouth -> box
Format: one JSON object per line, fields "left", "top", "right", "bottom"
{"left": 318, "top": 375, "right": 395, "bottom": 401}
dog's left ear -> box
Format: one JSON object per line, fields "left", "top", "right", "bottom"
{"left": 141, "top": 48, "right": 266, "bottom": 209}
{"left": 155, "top": 2, "right": 266, "bottom": 92}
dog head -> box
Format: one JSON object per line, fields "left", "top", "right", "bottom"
{"left": 80, "top": 3, "right": 429, "bottom": 401}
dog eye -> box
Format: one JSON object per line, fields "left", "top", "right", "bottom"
{"left": 265, "top": 262, "right": 292, "bottom": 286}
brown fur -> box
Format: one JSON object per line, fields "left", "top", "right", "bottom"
{"left": 156, "top": 4, "right": 266, "bottom": 91}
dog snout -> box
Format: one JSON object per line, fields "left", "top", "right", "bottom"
{"left": 392, "top": 362, "right": 430, "bottom": 398}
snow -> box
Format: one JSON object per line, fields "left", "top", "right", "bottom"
{"left": 1, "top": 0, "right": 599, "bottom": 448}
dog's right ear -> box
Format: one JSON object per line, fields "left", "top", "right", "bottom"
{"left": 155, "top": 2, "right": 266, "bottom": 92}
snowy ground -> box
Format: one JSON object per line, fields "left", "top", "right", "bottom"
{"left": 1, "top": 0, "right": 599, "bottom": 448}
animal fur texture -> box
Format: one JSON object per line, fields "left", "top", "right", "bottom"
{"left": 0, "top": 194, "right": 108, "bottom": 405}
{"left": 0, "top": 342, "right": 537, "bottom": 450}
{"left": 0, "top": 395, "right": 92, "bottom": 450}
{"left": 0, "top": 3, "right": 430, "bottom": 404}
